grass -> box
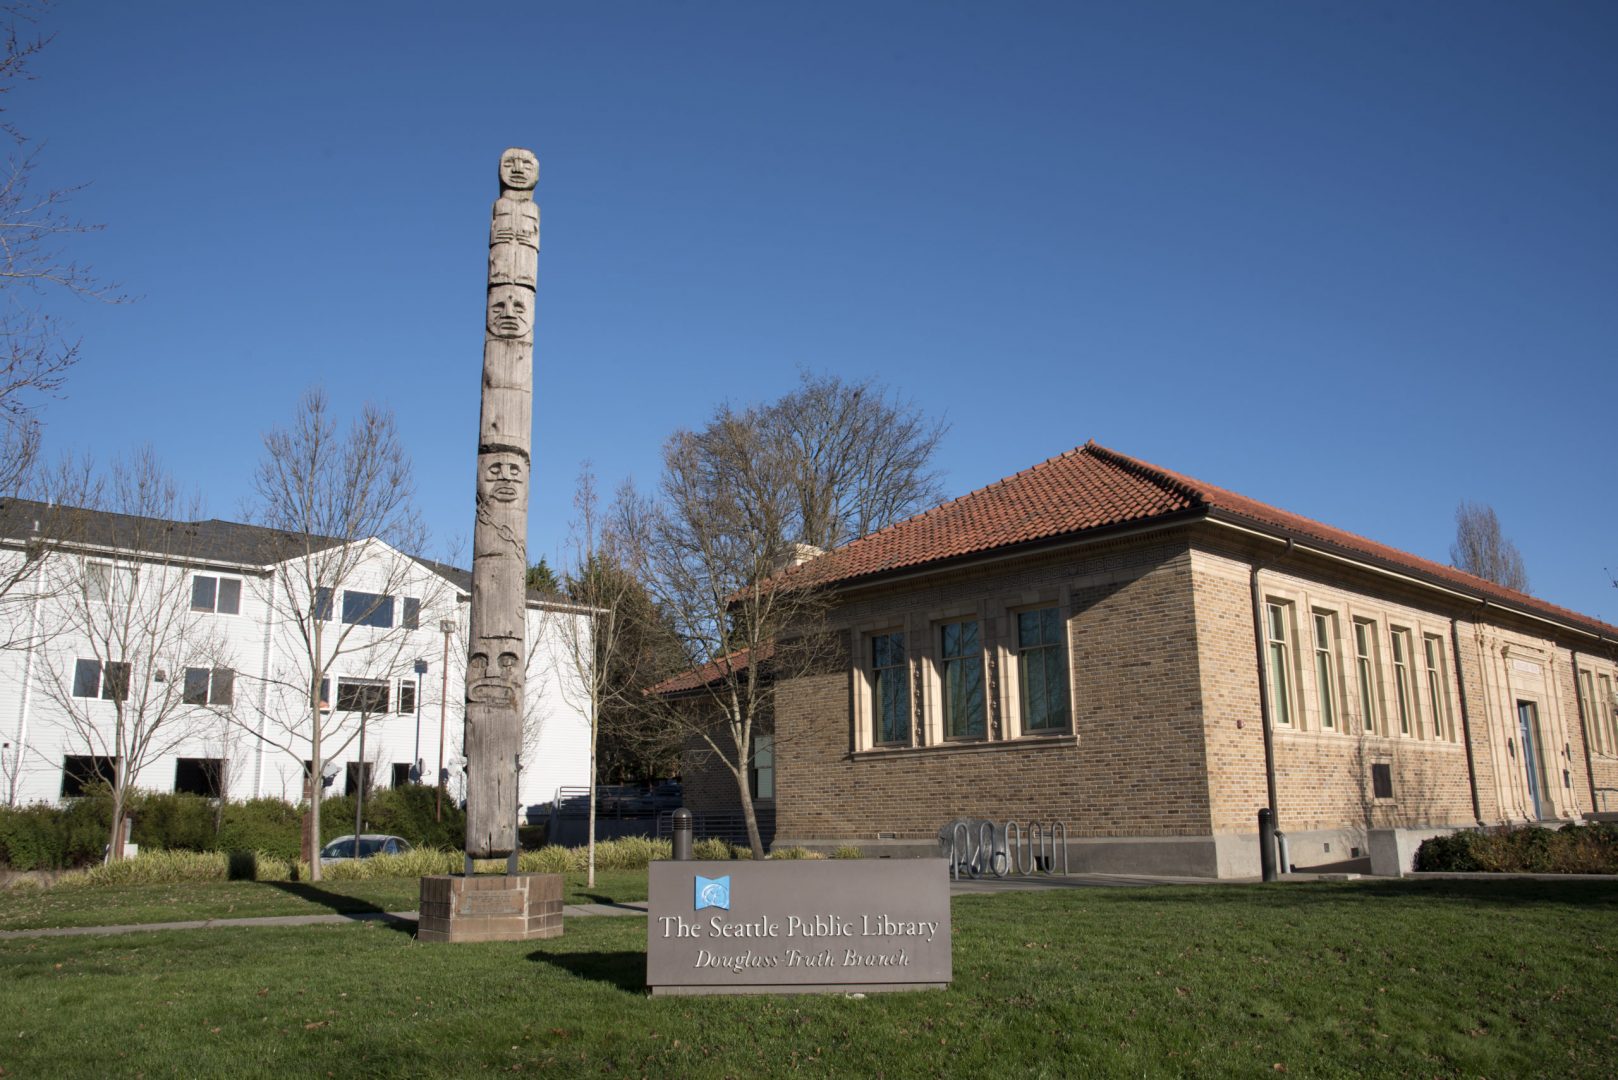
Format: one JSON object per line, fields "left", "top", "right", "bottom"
{"left": 0, "top": 871, "right": 647, "bottom": 931}
{"left": 0, "top": 877, "right": 1614, "bottom": 1077}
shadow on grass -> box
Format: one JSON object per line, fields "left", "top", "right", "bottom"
{"left": 262, "top": 881, "right": 418, "bottom": 935}
{"left": 1080, "top": 877, "right": 1618, "bottom": 910}
{"left": 528, "top": 948, "right": 645, "bottom": 993}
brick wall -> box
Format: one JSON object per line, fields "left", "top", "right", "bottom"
{"left": 775, "top": 538, "right": 1213, "bottom": 842}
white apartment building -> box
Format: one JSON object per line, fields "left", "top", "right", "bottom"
{"left": 0, "top": 499, "right": 591, "bottom": 819}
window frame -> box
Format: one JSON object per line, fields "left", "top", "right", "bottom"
{"left": 1015, "top": 605, "right": 1070, "bottom": 735}
{"left": 190, "top": 574, "right": 242, "bottom": 615}
{"left": 869, "top": 630, "right": 910, "bottom": 747}
{"left": 1422, "top": 634, "right": 1454, "bottom": 742}
{"left": 341, "top": 590, "right": 395, "bottom": 629}
{"left": 1311, "top": 609, "right": 1340, "bottom": 731}
{"left": 173, "top": 757, "right": 225, "bottom": 798}
{"left": 939, "top": 618, "right": 987, "bottom": 741}
{"left": 1352, "top": 618, "right": 1384, "bottom": 735}
{"left": 183, "top": 666, "right": 235, "bottom": 707}
{"left": 334, "top": 677, "right": 390, "bottom": 714}
{"left": 60, "top": 754, "right": 117, "bottom": 798}
{"left": 1264, "top": 601, "right": 1297, "bottom": 729}
{"left": 749, "top": 732, "right": 774, "bottom": 801}
{"left": 1389, "top": 627, "right": 1417, "bottom": 737}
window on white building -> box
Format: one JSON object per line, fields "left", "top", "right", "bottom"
{"left": 72, "top": 659, "right": 130, "bottom": 702}
{"left": 182, "top": 667, "right": 235, "bottom": 707}
{"left": 190, "top": 575, "right": 242, "bottom": 615}
{"left": 335, "top": 678, "right": 389, "bottom": 713}
{"left": 342, "top": 591, "right": 394, "bottom": 628}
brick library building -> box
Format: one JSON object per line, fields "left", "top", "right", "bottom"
{"left": 684, "top": 441, "right": 1618, "bottom": 878}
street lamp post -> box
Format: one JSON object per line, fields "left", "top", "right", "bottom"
{"left": 437, "top": 618, "right": 455, "bottom": 822}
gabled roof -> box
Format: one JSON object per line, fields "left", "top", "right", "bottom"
{"left": 0, "top": 498, "right": 345, "bottom": 567}
{"left": 781, "top": 441, "right": 1618, "bottom": 642}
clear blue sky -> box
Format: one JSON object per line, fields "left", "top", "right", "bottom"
{"left": 19, "top": 1, "right": 1618, "bottom": 623}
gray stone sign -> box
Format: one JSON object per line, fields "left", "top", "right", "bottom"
{"left": 646, "top": 859, "right": 952, "bottom": 996}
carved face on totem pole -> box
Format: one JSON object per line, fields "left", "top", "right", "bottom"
{"left": 498, "top": 148, "right": 539, "bottom": 194}
{"left": 477, "top": 452, "right": 526, "bottom": 506}
{"left": 467, "top": 645, "right": 521, "bottom": 708}
{"left": 486, "top": 285, "right": 532, "bottom": 339}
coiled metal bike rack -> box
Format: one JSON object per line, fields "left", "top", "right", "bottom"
{"left": 947, "top": 820, "right": 1008, "bottom": 880}
{"left": 1006, "top": 820, "right": 1070, "bottom": 876}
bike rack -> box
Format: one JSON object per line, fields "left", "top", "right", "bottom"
{"left": 948, "top": 819, "right": 1068, "bottom": 879}
{"left": 1006, "top": 819, "right": 1070, "bottom": 876}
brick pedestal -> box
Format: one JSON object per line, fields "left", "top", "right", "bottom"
{"left": 417, "top": 873, "right": 564, "bottom": 943}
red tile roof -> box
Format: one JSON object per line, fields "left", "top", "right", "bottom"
{"left": 647, "top": 644, "right": 770, "bottom": 696}
{"left": 781, "top": 440, "right": 1618, "bottom": 641}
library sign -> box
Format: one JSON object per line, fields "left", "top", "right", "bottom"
{"left": 646, "top": 859, "right": 952, "bottom": 996}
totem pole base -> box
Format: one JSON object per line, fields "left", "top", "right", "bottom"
{"left": 416, "top": 873, "right": 563, "bottom": 943}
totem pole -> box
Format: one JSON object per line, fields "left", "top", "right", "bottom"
{"left": 465, "top": 148, "right": 539, "bottom": 858}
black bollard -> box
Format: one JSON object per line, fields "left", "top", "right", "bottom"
{"left": 1258, "top": 808, "right": 1278, "bottom": 882}
{"left": 672, "top": 808, "right": 693, "bottom": 861}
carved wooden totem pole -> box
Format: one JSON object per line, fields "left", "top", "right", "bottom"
{"left": 465, "top": 147, "right": 539, "bottom": 858}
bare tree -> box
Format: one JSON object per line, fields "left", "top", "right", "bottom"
{"left": 0, "top": 4, "right": 125, "bottom": 497}
{"left": 547, "top": 464, "right": 665, "bottom": 884}
{"left": 237, "top": 388, "right": 441, "bottom": 881}
{"left": 615, "top": 420, "right": 837, "bottom": 859}
{"left": 1451, "top": 501, "right": 1529, "bottom": 593}
{"left": 762, "top": 370, "right": 948, "bottom": 551}
{"left": 31, "top": 448, "right": 233, "bottom": 860}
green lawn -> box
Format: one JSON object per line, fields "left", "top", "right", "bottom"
{"left": 0, "top": 871, "right": 647, "bottom": 932}
{"left": 1, "top": 877, "right": 1613, "bottom": 1077}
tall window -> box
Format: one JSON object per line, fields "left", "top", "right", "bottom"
{"left": 940, "top": 619, "right": 985, "bottom": 739}
{"left": 1312, "top": 611, "right": 1339, "bottom": 730}
{"left": 749, "top": 733, "right": 774, "bottom": 800}
{"left": 1601, "top": 675, "right": 1617, "bottom": 756}
{"left": 402, "top": 597, "right": 422, "bottom": 630}
{"left": 314, "top": 587, "right": 335, "bottom": 622}
{"left": 870, "top": 632, "right": 909, "bottom": 745}
{"left": 191, "top": 575, "right": 241, "bottom": 615}
{"left": 1423, "top": 635, "right": 1453, "bottom": 742}
{"left": 1579, "top": 671, "right": 1602, "bottom": 754}
{"left": 183, "top": 667, "right": 234, "bottom": 707}
{"left": 1265, "top": 602, "right": 1295, "bottom": 727}
{"left": 1390, "top": 628, "right": 1416, "bottom": 736}
{"left": 1353, "top": 619, "right": 1381, "bottom": 734}
{"left": 1017, "top": 607, "right": 1069, "bottom": 733}
{"left": 398, "top": 679, "right": 417, "bottom": 715}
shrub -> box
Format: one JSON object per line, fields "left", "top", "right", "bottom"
{"left": 1415, "top": 825, "right": 1618, "bottom": 874}
{"left": 767, "top": 846, "right": 824, "bottom": 860}
{"left": 217, "top": 799, "right": 304, "bottom": 860}
{"left": 692, "top": 837, "right": 742, "bottom": 861}
{"left": 0, "top": 798, "right": 110, "bottom": 870}
{"left": 129, "top": 792, "right": 218, "bottom": 853}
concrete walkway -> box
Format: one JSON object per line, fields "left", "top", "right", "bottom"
{"left": 0, "top": 874, "right": 1222, "bottom": 942}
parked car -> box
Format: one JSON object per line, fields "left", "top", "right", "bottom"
{"left": 319, "top": 834, "right": 413, "bottom": 864}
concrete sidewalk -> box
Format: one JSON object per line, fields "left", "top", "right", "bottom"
{"left": 0, "top": 873, "right": 1217, "bottom": 942}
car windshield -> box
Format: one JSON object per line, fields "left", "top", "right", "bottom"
{"left": 321, "top": 837, "right": 389, "bottom": 858}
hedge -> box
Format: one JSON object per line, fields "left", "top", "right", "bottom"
{"left": 1, "top": 786, "right": 471, "bottom": 870}
{"left": 1414, "top": 823, "right": 1618, "bottom": 874}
